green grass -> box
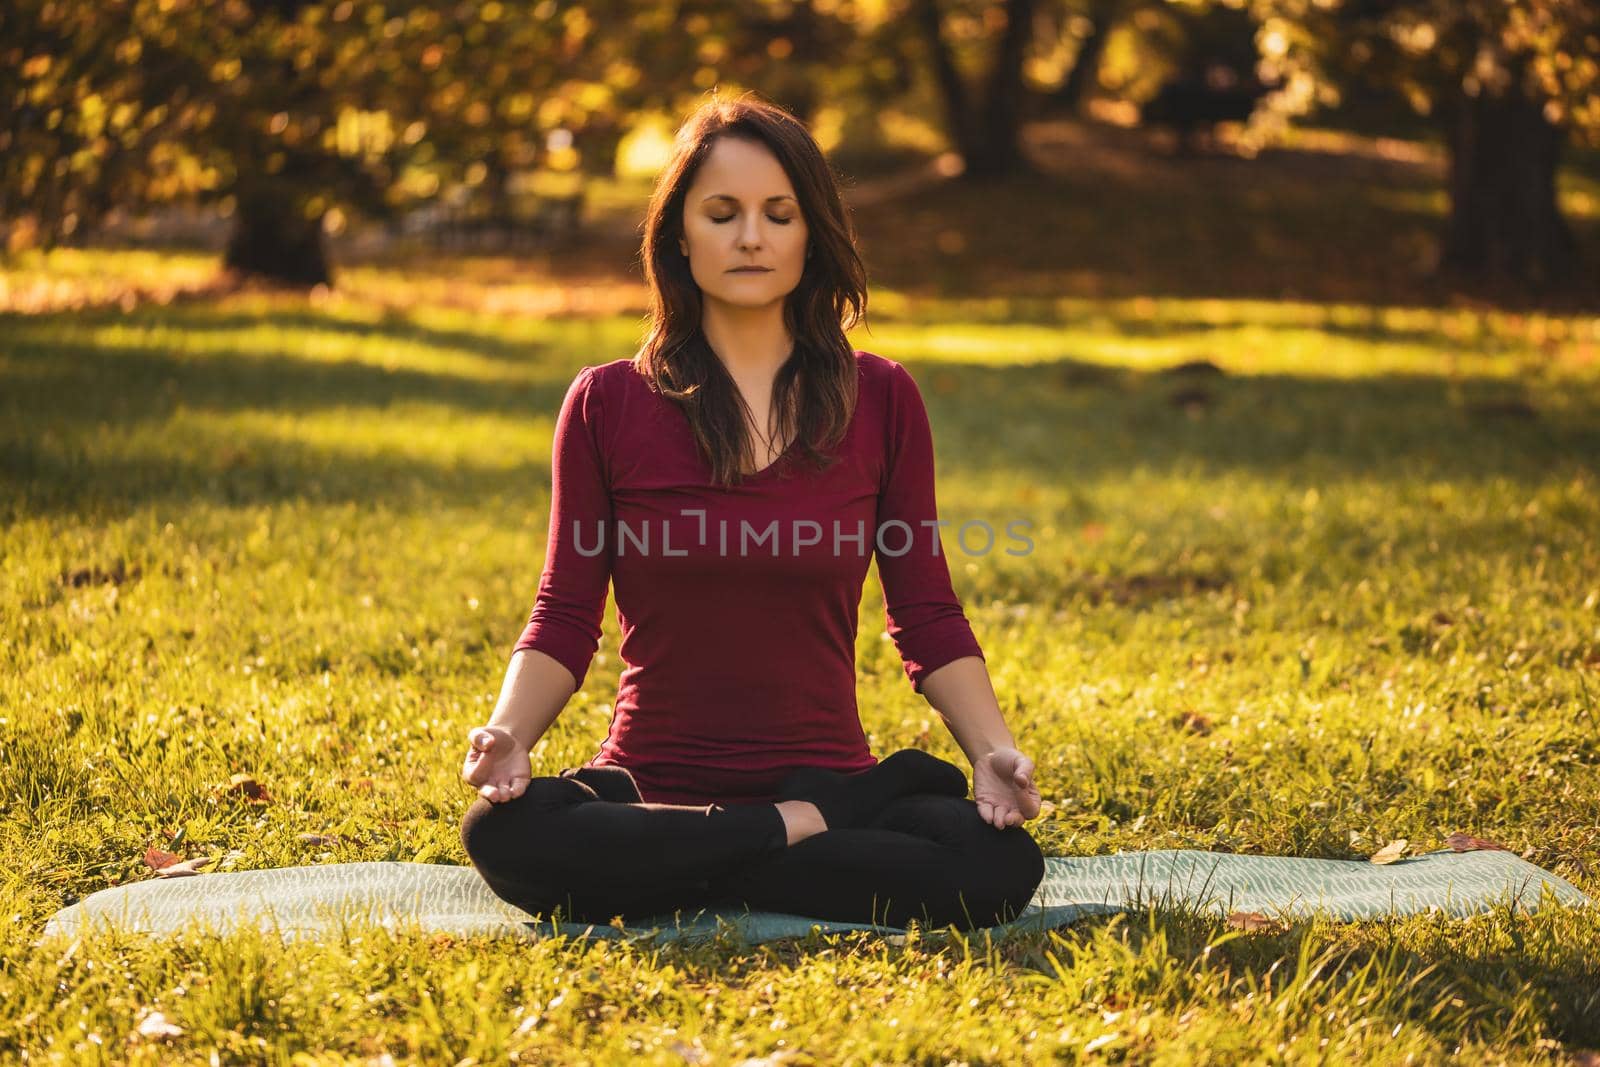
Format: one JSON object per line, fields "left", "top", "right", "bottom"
{"left": 3, "top": 248, "right": 1600, "bottom": 1063}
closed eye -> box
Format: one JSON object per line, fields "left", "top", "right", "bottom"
{"left": 710, "top": 215, "right": 794, "bottom": 225}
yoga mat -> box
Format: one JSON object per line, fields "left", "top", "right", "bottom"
{"left": 38, "top": 849, "right": 1592, "bottom": 946}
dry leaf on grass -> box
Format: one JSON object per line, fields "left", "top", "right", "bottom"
{"left": 1445, "top": 832, "right": 1510, "bottom": 853}
{"left": 1172, "top": 710, "right": 1214, "bottom": 735}
{"left": 1369, "top": 838, "right": 1410, "bottom": 865}
{"left": 213, "top": 773, "right": 273, "bottom": 804}
{"left": 154, "top": 856, "right": 218, "bottom": 878}
{"left": 142, "top": 848, "right": 180, "bottom": 872}
{"left": 1226, "top": 910, "right": 1289, "bottom": 934}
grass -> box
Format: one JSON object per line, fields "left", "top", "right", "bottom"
{"left": 4, "top": 123, "right": 1600, "bottom": 1059}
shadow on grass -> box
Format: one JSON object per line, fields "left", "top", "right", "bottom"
{"left": 2, "top": 306, "right": 1597, "bottom": 520}
{"left": 857, "top": 121, "right": 1600, "bottom": 312}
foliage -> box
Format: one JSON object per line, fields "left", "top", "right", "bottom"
{"left": 1251, "top": 0, "right": 1600, "bottom": 144}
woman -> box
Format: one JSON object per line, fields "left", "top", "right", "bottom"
{"left": 459, "top": 92, "right": 1045, "bottom": 932}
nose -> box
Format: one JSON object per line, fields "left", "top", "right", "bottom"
{"left": 737, "top": 211, "right": 762, "bottom": 250}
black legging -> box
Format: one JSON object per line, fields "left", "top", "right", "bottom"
{"left": 460, "top": 751, "right": 1047, "bottom": 931}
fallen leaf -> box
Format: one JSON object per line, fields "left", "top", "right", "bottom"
{"left": 142, "top": 848, "right": 180, "bottom": 872}
{"left": 155, "top": 856, "right": 217, "bottom": 878}
{"left": 61, "top": 560, "right": 142, "bottom": 588}
{"left": 1370, "top": 838, "right": 1410, "bottom": 865}
{"left": 1445, "top": 832, "right": 1510, "bottom": 853}
{"left": 1172, "top": 710, "right": 1213, "bottom": 735}
{"left": 1226, "top": 910, "right": 1288, "bottom": 934}
{"left": 135, "top": 1010, "right": 184, "bottom": 1039}
{"left": 297, "top": 832, "right": 351, "bottom": 847}
{"left": 222, "top": 774, "right": 273, "bottom": 804}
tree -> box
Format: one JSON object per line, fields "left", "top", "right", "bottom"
{"left": 1, "top": 0, "right": 640, "bottom": 286}
{"left": 908, "top": 0, "right": 1042, "bottom": 178}
{"left": 1257, "top": 0, "right": 1600, "bottom": 294}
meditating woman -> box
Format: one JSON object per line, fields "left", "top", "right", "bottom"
{"left": 459, "top": 92, "right": 1045, "bottom": 931}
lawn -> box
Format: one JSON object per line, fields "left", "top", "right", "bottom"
{"left": 3, "top": 235, "right": 1599, "bottom": 1062}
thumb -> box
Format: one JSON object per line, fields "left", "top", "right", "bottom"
{"left": 469, "top": 728, "right": 497, "bottom": 752}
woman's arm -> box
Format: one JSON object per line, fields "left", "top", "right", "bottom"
{"left": 464, "top": 366, "right": 613, "bottom": 800}
{"left": 874, "top": 361, "right": 1040, "bottom": 828}
{"left": 922, "top": 656, "right": 1041, "bottom": 828}
{"left": 482, "top": 647, "right": 581, "bottom": 752}
{"left": 917, "top": 655, "right": 1013, "bottom": 764}
{"left": 464, "top": 648, "right": 578, "bottom": 802}
{"left": 873, "top": 361, "right": 987, "bottom": 695}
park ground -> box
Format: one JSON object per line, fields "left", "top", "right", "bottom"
{"left": 3, "top": 121, "right": 1600, "bottom": 1062}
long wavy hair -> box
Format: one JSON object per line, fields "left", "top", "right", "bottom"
{"left": 633, "top": 91, "right": 869, "bottom": 487}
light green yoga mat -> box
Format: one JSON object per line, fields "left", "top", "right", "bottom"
{"left": 38, "top": 849, "right": 1593, "bottom": 946}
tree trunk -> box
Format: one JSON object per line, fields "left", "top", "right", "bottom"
{"left": 223, "top": 182, "right": 331, "bottom": 288}
{"left": 912, "top": 0, "right": 1037, "bottom": 180}
{"left": 913, "top": 0, "right": 978, "bottom": 161}
{"left": 1439, "top": 80, "right": 1579, "bottom": 293}
{"left": 968, "top": 0, "right": 1037, "bottom": 178}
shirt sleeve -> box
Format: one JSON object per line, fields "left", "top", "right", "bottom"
{"left": 512, "top": 365, "right": 613, "bottom": 690}
{"left": 875, "top": 360, "right": 986, "bottom": 693}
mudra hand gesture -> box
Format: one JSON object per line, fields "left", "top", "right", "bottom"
{"left": 462, "top": 726, "right": 532, "bottom": 804}
{"left": 972, "top": 745, "right": 1041, "bottom": 829}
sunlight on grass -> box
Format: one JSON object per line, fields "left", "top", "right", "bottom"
{"left": 3, "top": 251, "right": 1599, "bottom": 1060}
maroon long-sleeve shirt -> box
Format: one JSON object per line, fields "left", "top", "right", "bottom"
{"left": 513, "top": 348, "right": 985, "bottom": 806}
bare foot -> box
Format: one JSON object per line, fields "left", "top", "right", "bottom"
{"left": 774, "top": 800, "right": 827, "bottom": 845}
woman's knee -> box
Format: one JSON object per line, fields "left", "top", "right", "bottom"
{"left": 985, "top": 825, "right": 1046, "bottom": 914}
{"left": 459, "top": 774, "right": 596, "bottom": 869}
{"left": 875, "top": 794, "right": 1047, "bottom": 922}
{"left": 939, "top": 802, "right": 1047, "bottom": 920}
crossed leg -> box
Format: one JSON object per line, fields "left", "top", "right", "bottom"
{"left": 460, "top": 761, "right": 1046, "bottom": 931}
{"left": 710, "top": 792, "right": 1046, "bottom": 930}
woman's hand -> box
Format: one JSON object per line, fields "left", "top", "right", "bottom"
{"left": 971, "top": 746, "right": 1041, "bottom": 829}
{"left": 462, "top": 726, "right": 532, "bottom": 803}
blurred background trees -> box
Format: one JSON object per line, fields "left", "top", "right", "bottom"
{"left": 1260, "top": 0, "right": 1600, "bottom": 291}
{"left": 3, "top": 0, "right": 1595, "bottom": 300}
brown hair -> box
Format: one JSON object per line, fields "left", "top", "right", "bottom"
{"left": 633, "top": 90, "right": 869, "bottom": 487}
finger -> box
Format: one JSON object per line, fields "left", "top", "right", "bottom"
{"left": 976, "top": 800, "right": 993, "bottom": 824}
{"left": 509, "top": 778, "right": 529, "bottom": 800}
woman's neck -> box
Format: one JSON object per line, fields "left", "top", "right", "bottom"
{"left": 700, "top": 306, "right": 794, "bottom": 380}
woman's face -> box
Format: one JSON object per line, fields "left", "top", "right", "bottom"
{"left": 678, "top": 136, "right": 809, "bottom": 311}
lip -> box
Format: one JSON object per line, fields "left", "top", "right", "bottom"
{"left": 727, "top": 267, "right": 773, "bottom": 273}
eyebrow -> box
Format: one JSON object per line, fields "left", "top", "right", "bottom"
{"left": 701, "top": 194, "right": 796, "bottom": 204}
